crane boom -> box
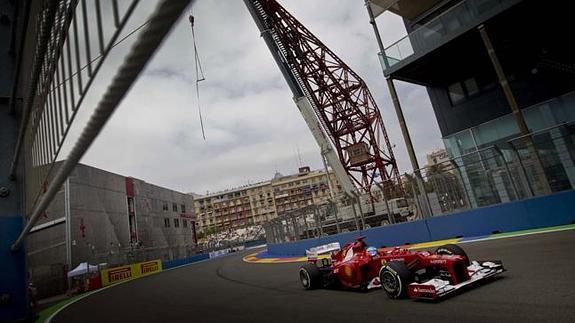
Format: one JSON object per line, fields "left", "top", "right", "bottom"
{"left": 294, "top": 96, "right": 358, "bottom": 196}
{"left": 244, "top": 0, "right": 402, "bottom": 200}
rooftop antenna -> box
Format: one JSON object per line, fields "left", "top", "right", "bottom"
{"left": 296, "top": 145, "right": 304, "bottom": 167}
{"left": 293, "top": 147, "right": 300, "bottom": 169}
{"left": 189, "top": 13, "right": 206, "bottom": 140}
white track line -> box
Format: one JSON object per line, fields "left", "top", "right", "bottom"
{"left": 457, "top": 225, "right": 575, "bottom": 245}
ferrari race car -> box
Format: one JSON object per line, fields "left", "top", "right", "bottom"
{"left": 299, "top": 237, "right": 505, "bottom": 300}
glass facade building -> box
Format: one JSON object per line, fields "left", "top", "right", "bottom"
{"left": 443, "top": 91, "right": 575, "bottom": 207}
{"left": 445, "top": 91, "right": 575, "bottom": 157}
{"left": 375, "top": 0, "right": 574, "bottom": 211}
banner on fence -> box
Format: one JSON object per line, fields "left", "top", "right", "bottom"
{"left": 100, "top": 259, "right": 162, "bottom": 286}
{"left": 209, "top": 249, "right": 230, "bottom": 259}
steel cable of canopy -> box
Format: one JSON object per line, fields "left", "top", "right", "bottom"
{"left": 189, "top": 14, "right": 206, "bottom": 140}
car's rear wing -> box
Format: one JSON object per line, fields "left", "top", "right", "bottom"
{"left": 305, "top": 242, "right": 341, "bottom": 258}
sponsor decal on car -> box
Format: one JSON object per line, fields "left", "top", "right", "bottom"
{"left": 344, "top": 265, "right": 355, "bottom": 278}
{"left": 412, "top": 287, "right": 436, "bottom": 294}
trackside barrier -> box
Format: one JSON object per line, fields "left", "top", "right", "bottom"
{"left": 209, "top": 249, "right": 230, "bottom": 259}
{"left": 425, "top": 189, "right": 575, "bottom": 240}
{"left": 266, "top": 190, "right": 575, "bottom": 256}
{"left": 163, "top": 254, "right": 210, "bottom": 270}
{"left": 244, "top": 238, "right": 267, "bottom": 248}
{"left": 267, "top": 220, "right": 432, "bottom": 257}
{"left": 163, "top": 239, "right": 265, "bottom": 270}
{"left": 100, "top": 259, "right": 162, "bottom": 286}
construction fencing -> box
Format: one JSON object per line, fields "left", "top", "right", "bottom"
{"left": 264, "top": 122, "right": 575, "bottom": 243}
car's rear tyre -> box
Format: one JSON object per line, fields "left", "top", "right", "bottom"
{"left": 379, "top": 261, "right": 413, "bottom": 299}
{"left": 435, "top": 244, "right": 470, "bottom": 266}
{"left": 299, "top": 263, "right": 321, "bottom": 290}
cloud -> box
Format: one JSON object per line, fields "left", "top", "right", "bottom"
{"left": 60, "top": 0, "right": 442, "bottom": 194}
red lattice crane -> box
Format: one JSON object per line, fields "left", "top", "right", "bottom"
{"left": 245, "top": 0, "right": 402, "bottom": 199}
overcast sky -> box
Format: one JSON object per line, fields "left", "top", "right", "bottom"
{"left": 64, "top": 0, "right": 443, "bottom": 195}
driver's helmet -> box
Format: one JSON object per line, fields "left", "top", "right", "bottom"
{"left": 366, "top": 246, "right": 378, "bottom": 257}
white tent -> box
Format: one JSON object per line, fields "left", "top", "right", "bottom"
{"left": 67, "top": 262, "right": 99, "bottom": 278}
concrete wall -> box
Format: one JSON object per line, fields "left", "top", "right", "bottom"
{"left": 26, "top": 163, "right": 197, "bottom": 298}
{"left": 266, "top": 190, "right": 575, "bottom": 256}
{"left": 133, "top": 178, "right": 196, "bottom": 260}
{"left": 69, "top": 164, "right": 130, "bottom": 266}
{"left": 26, "top": 199, "right": 67, "bottom": 299}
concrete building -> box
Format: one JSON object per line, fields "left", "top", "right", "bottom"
{"left": 247, "top": 182, "right": 278, "bottom": 224}
{"left": 426, "top": 148, "right": 450, "bottom": 168}
{"left": 193, "top": 167, "right": 343, "bottom": 233}
{"left": 272, "top": 166, "right": 340, "bottom": 216}
{"left": 27, "top": 163, "right": 196, "bottom": 298}
{"left": 193, "top": 181, "right": 272, "bottom": 234}
{"left": 371, "top": 0, "right": 575, "bottom": 207}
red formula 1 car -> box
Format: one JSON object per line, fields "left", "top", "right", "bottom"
{"left": 299, "top": 237, "right": 505, "bottom": 300}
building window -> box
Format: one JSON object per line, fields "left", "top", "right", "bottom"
{"left": 464, "top": 78, "right": 479, "bottom": 96}
{"left": 181, "top": 204, "right": 186, "bottom": 213}
{"left": 448, "top": 82, "right": 465, "bottom": 104}
{"left": 448, "top": 77, "right": 480, "bottom": 105}
{"left": 172, "top": 203, "right": 178, "bottom": 212}
{"left": 183, "top": 220, "right": 188, "bottom": 228}
{"left": 174, "top": 218, "right": 180, "bottom": 228}
{"left": 162, "top": 201, "right": 169, "bottom": 211}
{"left": 164, "top": 218, "right": 170, "bottom": 228}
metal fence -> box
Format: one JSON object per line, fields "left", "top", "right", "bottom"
{"left": 416, "top": 122, "right": 575, "bottom": 215}
{"left": 264, "top": 122, "right": 575, "bottom": 243}
{"left": 13, "top": 0, "right": 141, "bottom": 217}
{"left": 263, "top": 201, "right": 374, "bottom": 244}
{"left": 10, "top": 0, "right": 192, "bottom": 250}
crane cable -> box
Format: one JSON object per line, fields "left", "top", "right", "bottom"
{"left": 189, "top": 14, "right": 206, "bottom": 140}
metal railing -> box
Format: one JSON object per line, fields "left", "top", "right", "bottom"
{"left": 10, "top": 0, "right": 193, "bottom": 250}
{"left": 13, "top": 0, "right": 141, "bottom": 218}
{"left": 401, "top": 123, "right": 574, "bottom": 215}
{"left": 378, "top": 0, "right": 521, "bottom": 71}
{"left": 264, "top": 122, "right": 575, "bottom": 243}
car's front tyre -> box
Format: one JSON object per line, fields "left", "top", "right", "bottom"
{"left": 379, "top": 261, "right": 413, "bottom": 299}
{"left": 435, "top": 244, "right": 470, "bottom": 267}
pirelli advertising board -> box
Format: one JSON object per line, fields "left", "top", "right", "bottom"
{"left": 101, "top": 259, "right": 163, "bottom": 286}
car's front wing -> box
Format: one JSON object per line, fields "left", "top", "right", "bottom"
{"left": 407, "top": 261, "right": 505, "bottom": 300}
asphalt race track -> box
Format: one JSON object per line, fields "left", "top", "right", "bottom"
{"left": 52, "top": 230, "right": 575, "bottom": 323}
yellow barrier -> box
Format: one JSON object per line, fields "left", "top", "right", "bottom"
{"left": 101, "top": 259, "right": 163, "bottom": 286}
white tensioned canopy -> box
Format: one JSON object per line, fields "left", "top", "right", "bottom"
{"left": 67, "top": 262, "right": 99, "bottom": 278}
